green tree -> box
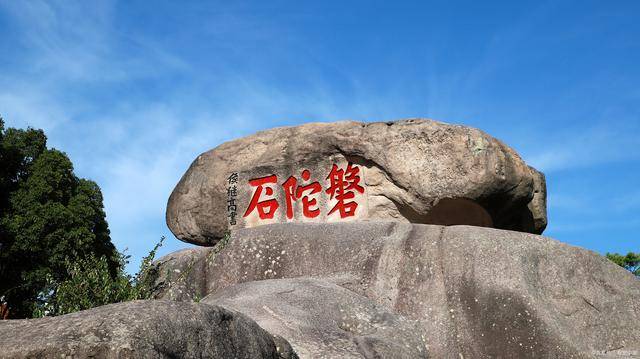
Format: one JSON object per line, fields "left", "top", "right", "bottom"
{"left": 606, "top": 252, "right": 640, "bottom": 277}
{"left": 0, "top": 118, "right": 119, "bottom": 318}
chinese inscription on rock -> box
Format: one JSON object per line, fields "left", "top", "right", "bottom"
{"left": 226, "top": 172, "right": 239, "bottom": 225}
{"left": 227, "top": 162, "right": 367, "bottom": 228}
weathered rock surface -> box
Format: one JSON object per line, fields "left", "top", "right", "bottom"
{"left": 204, "top": 277, "right": 429, "bottom": 358}
{"left": 0, "top": 300, "right": 297, "bottom": 359}
{"left": 155, "top": 222, "right": 640, "bottom": 358}
{"left": 152, "top": 247, "right": 212, "bottom": 302}
{"left": 167, "top": 119, "right": 547, "bottom": 246}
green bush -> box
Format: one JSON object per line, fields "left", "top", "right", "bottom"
{"left": 32, "top": 237, "right": 165, "bottom": 317}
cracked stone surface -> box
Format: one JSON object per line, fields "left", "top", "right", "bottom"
{"left": 166, "top": 119, "right": 547, "bottom": 246}
{"left": 154, "top": 222, "right": 640, "bottom": 358}
{"left": 0, "top": 300, "right": 298, "bottom": 359}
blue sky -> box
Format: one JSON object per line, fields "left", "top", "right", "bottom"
{"left": 0, "top": 0, "right": 638, "bottom": 271}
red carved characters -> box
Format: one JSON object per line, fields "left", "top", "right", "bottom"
{"left": 242, "top": 162, "right": 364, "bottom": 222}
{"left": 325, "top": 163, "right": 365, "bottom": 218}
{"left": 282, "top": 175, "right": 298, "bottom": 219}
{"left": 297, "top": 170, "right": 323, "bottom": 218}
{"left": 282, "top": 169, "right": 322, "bottom": 219}
{"left": 243, "top": 175, "right": 279, "bottom": 219}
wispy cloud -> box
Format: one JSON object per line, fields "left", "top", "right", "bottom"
{"left": 523, "top": 122, "right": 640, "bottom": 172}
{"left": 1, "top": 0, "right": 115, "bottom": 81}
{"left": 0, "top": 1, "right": 237, "bottom": 264}
{"left": 0, "top": 0, "right": 407, "bottom": 268}
{"left": 1, "top": 0, "right": 638, "bottom": 264}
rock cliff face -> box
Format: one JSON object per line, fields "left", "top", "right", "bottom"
{"left": 166, "top": 119, "right": 547, "bottom": 246}
{"left": 154, "top": 223, "right": 640, "bottom": 358}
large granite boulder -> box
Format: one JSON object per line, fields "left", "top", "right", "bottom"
{"left": 0, "top": 300, "right": 297, "bottom": 359}
{"left": 154, "top": 222, "right": 640, "bottom": 358}
{"left": 167, "top": 119, "right": 547, "bottom": 246}
{"left": 204, "top": 277, "right": 429, "bottom": 358}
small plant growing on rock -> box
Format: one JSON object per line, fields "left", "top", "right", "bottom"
{"left": 155, "top": 231, "right": 232, "bottom": 301}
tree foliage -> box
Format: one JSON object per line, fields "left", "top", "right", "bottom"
{"left": 0, "top": 118, "right": 119, "bottom": 318}
{"left": 606, "top": 252, "right": 640, "bottom": 277}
